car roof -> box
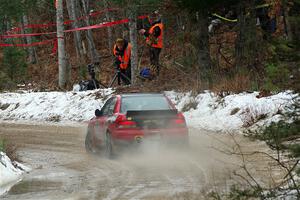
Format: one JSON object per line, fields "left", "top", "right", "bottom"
{"left": 120, "top": 93, "right": 165, "bottom": 98}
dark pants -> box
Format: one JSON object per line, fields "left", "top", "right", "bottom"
{"left": 150, "top": 47, "right": 161, "bottom": 75}
{"left": 118, "top": 67, "right": 131, "bottom": 85}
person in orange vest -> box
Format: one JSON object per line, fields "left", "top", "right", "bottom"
{"left": 139, "top": 11, "right": 163, "bottom": 76}
{"left": 113, "top": 38, "right": 131, "bottom": 85}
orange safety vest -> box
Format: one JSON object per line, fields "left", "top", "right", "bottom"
{"left": 146, "top": 23, "right": 163, "bottom": 49}
{"left": 113, "top": 43, "right": 132, "bottom": 69}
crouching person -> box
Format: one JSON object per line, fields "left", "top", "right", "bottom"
{"left": 113, "top": 38, "right": 131, "bottom": 85}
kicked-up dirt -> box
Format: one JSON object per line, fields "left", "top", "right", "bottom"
{"left": 0, "top": 122, "right": 285, "bottom": 200}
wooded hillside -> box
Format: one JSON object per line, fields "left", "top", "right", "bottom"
{"left": 0, "top": 0, "right": 299, "bottom": 92}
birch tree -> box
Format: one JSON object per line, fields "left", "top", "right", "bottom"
{"left": 81, "top": 0, "right": 100, "bottom": 64}
{"left": 128, "top": 3, "right": 138, "bottom": 85}
{"left": 56, "top": 0, "right": 68, "bottom": 88}
{"left": 66, "top": 0, "right": 84, "bottom": 60}
{"left": 103, "top": 0, "right": 114, "bottom": 51}
{"left": 22, "top": 14, "right": 37, "bottom": 64}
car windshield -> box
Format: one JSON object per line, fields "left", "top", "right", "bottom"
{"left": 120, "top": 95, "right": 172, "bottom": 113}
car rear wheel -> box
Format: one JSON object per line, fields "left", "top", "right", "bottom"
{"left": 105, "top": 132, "right": 114, "bottom": 159}
{"left": 85, "top": 130, "right": 95, "bottom": 153}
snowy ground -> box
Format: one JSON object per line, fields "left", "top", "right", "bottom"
{"left": 0, "top": 89, "right": 297, "bottom": 196}
{"left": 0, "top": 89, "right": 114, "bottom": 123}
{"left": 0, "top": 152, "right": 30, "bottom": 196}
{"left": 166, "top": 91, "right": 297, "bottom": 132}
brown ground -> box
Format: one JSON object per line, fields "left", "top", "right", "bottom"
{"left": 0, "top": 122, "right": 285, "bottom": 200}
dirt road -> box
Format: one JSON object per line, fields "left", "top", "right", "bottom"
{"left": 0, "top": 123, "right": 282, "bottom": 200}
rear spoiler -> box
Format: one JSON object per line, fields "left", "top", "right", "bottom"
{"left": 126, "top": 109, "right": 178, "bottom": 120}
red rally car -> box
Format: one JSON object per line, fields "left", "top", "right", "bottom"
{"left": 85, "top": 93, "right": 189, "bottom": 158}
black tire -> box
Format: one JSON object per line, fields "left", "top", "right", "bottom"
{"left": 105, "top": 132, "right": 114, "bottom": 159}
{"left": 85, "top": 130, "right": 94, "bottom": 153}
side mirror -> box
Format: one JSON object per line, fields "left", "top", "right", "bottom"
{"left": 95, "top": 109, "right": 103, "bottom": 117}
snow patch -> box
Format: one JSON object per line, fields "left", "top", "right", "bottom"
{"left": 0, "top": 89, "right": 113, "bottom": 122}
{"left": 0, "top": 152, "right": 30, "bottom": 196}
{"left": 165, "top": 91, "right": 297, "bottom": 132}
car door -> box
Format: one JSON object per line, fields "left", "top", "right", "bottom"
{"left": 94, "top": 97, "right": 117, "bottom": 143}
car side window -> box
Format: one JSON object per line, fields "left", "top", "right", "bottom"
{"left": 101, "top": 97, "right": 116, "bottom": 116}
{"left": 101, "top": 98, "right": 112, "bottom": 116}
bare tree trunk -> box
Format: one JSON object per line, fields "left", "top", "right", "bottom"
{"left": 285, "top": 0, "right": 299, "bottom": 42}
{"left": 196, "top": 10, "right": 212, "bottom": 87}
{"left": 235, "top": 0, "right": 258, "bottom": 71}
{"left": 66, "top": 0, "right": 84, "bottom": 60}
{"left": 57, "top": 0, "right": 68, "bottom": 88}
{"left": 235, "top": 2, "right": 246, "bottom": 70}
{"left": 103, "top": 0, "right": 114, "bottom": 51}
{"left": 81, "top": 0, "right": 100, "bottom": 64}
{"left": 129, "top": 5, "right": 138, "bottom": 86}
{"left": 22, "top": 14, "right": 37, "bottom": 64}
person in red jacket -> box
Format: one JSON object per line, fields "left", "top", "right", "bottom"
{"left": 139, "top": 11, "right": 163, "bottom": 76}
{"left": 113, "top": 38, "right": 131, "bottom": 85}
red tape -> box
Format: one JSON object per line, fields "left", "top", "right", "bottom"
{"left": 0, "top": 15, "right": 148, "bottom": 47}
{"left": 1, "top": 15, "right": 148, "bottom": 39}
{"left": 6, "top": 8, "right": 120, "bottom": 35}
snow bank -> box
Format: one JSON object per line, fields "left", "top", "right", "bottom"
{"left": 166, "top": 91, "right": 297, "bottom": 132}
{"left": 0, "top": 152, "right": 30, "bottom": 196}
{"left": 0, "top": 89, "right": 297, "bottom": 132}
{"left": 0, "top": 89, "right": 113, "bottom": 122}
